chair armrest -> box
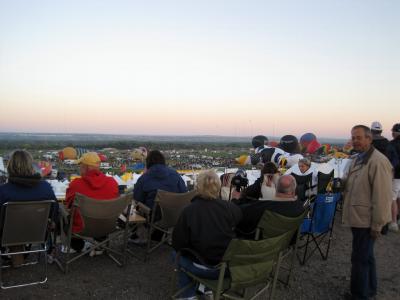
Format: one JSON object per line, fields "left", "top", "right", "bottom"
{"left": 135, "top": 201, "right": 151, "bottom": 216}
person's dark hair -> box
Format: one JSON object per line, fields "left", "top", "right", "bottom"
{"left": 261, "top": 162, "right": 278, "bottom": 176}
{"left": 146, "top": 150, "right": 166, "bottom": 168}
{"left": 352, "top": 125, "right": 372, "bottom": 138}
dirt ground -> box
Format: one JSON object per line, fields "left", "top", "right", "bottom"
{"left": 1, "top": 214, "right": 399, "bottom": 300}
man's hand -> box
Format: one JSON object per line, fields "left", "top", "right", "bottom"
{"left": 370, "top": 230, "right": 381, "bottom": 240}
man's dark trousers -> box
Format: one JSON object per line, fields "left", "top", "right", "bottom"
{"left": 351, "top": 227, "right": 377, "bottom": 299}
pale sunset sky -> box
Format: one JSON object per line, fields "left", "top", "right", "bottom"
{"left": 0, "top": 0, "right": 399, "bottom": 139}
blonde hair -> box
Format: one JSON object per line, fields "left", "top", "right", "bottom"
{"left": 7, "top": 150, "right": 35, "bottom": 177}
{"left": 196, "top": 170, "right": 221, "bottom": 199}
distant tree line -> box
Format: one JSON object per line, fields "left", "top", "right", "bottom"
{"left": 0, "top": 140, "right": 250, "bottom": 151}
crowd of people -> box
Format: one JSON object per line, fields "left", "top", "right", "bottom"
{"left": 0, "top": 122, "right": 399, "bottom": 300}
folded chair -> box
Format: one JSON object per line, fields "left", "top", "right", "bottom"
{"left": 145, "top": 190, "right": 197, "bottom": 258}
{"left": 317, "top": 170, "right": 334, "bottom": 194}
{"left": 0, "top": 200, "right": 56, "bottom": 289}
{"left": 173, "top": 231, "right": 293, "bottom": 300}
{"left": 255, "top": 209, "right": 308, "bottom": 293}
{"left": 55, "top": 193, "right": 132, "bottom": 273}
{"left": 297, "top": 193, "right": 340, "bottom": 265}
{"left": 291, "top": 173, "right": 313, "bottom": 203}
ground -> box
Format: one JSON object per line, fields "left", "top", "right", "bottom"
{"left": 1, "top": 214, "right": 399, "bottom": 300}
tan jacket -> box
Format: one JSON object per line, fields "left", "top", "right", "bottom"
{"left": 342, "top": 147, "right": 392, "bottom": 231}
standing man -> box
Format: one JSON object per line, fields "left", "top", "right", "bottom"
{"left": 370, "top": 121, "right": 389, "bottom": 155}
{"left": 343, "top": 125, "right": 392, "bottom": 300}
{"left": 388, "top": 123, "right": 400, "bottom": 231}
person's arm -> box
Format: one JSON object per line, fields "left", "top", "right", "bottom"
{"left": 133, "top": 177, "right": 145, "bottom": 203}
{"left": 228, "top": 202, "right": 243, "bottom": 225}
{"left": 172, "top": 211, "right": 190, "bottom": 251}
{"left": 65, "top": 183, "right": 76, "bottom": 209}
{"left": 370, "top": 158, "right": 392, "bottom": 233}
{"left": 177, "top": 176, "right": 188, "bottom": 193}
{"left": 241, "top": 178, "right": 262, "bottom": 200}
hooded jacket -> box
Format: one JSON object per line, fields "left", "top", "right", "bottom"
{"left": 133, "top": 164, "right": 187, "bottom": 209}
{"left": 0, "top": 174, "right": 59, "bottom": 221}
{"left": 342, "top": 147, "right": 392, "bottom": 231}
{"left": 66, "top": 169, "right": 118, "bottom": 233}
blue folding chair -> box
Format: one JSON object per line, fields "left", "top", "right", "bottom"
{"left": 297, "top": 193, "right": 340, "bottom": 265}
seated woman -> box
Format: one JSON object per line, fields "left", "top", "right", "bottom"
{"left": 240, "top": 162, "right": 280, "bottom": 202}
{"left": 285, "top": 157, "right": 318, "bottom": 201}
{"left": 172, "top": 170, "right": 242, "bottom": 300}
{"left": 0, "top": 150, "right": 59, "bottom": 266}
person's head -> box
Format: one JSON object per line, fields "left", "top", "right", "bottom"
{"left": 252, "top": 135, "right": 268, "bottom": 149}
{"left": 275, "top": 175, "right": 297, "bottom": 198}
{"left": 298, "top": 158, "right": 311, "bottom": 174}
{"left": 76, "top": 152, "right": 101, "bottom": 176}
{"left": 392, "top": 123, "right": 400, "bottom": 139}
{"left": 351, "top": 125, "right": 372, "bottom": 153}
{"left": 7, "top": 150, "right": 35, "bottom": 177}
{"left": 196, "top": 170, "right": 221, "bottom": 199}
{"left": 261, "top": 162, "right": 278, "bottom": 176}
{"left": 145, "top": 150, "right": 166, "bottom": 169}
{"left": 371, "top": 121, "right": 383, "bottom": 135}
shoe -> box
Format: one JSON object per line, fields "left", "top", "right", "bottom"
{"left": 89, "top": 249, "right": 104, "bottom": 257}
{"left": 61, "top": 246, "right": 76, "bottom": 254}
{"left": 388, "top": 222, "right": 399, "bottom": 232}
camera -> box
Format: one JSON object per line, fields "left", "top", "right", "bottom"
{"left": 231, "top": 169, "right": 249, "bottom": 192}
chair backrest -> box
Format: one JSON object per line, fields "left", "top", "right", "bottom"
{"left": 223, "top": 231, "right": 293, "bottom": 290}
{"left": 256, "top": 209, "right": 306, "bottom": 243}
{"left": 1, "top": 200, "right": 54, "bottom": 247}
{"left": 301, "top": 193, "right": 340, "bottom": 234}
{"left": 317, "top": 171, "right": 334, "bottom": 194}
{"left": 292, "top": 173, "right": 313, "bottom": 202}
{"left": 74, "top": 192, "right": 131, "bottom": 238}
{"left": 154, "top": 190, "right": 197, "bottom": 229}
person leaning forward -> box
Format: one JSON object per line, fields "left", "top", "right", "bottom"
{"left": 342, "top": 125, "right": 392, "bottom": 300}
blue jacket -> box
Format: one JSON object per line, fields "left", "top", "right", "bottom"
{"left": 133, "top": 164, "right": 187, "bottom": 208}
{"left": 0, "top": 176, "right": 59, "bottom": 221}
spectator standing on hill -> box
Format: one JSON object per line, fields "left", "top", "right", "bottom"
{"left": 387, "top": 123, "right": 400, "bottom": 232}
{"left": 343, "top": 125, "right": 392, "bottom": 300}
{"left": 370, "top": 121, "right": 390, "bottom": 155}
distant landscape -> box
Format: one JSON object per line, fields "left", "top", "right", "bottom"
{"left": 0, "top": 132, "right": 347, "bottom": 150}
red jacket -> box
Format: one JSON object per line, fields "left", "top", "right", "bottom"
{"left": 66, "top": 169, "right": 119, "bottom": 233}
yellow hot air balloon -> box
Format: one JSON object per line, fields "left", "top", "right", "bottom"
{"left": 62, "top": 147, "right": 77, "bottom": 160}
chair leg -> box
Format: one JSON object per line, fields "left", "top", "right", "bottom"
{"left": 270, "top": 252, "right": 282, "bottom": 300}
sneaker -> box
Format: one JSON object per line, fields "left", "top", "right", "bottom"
{"left": 89, "top": 249, "right": 104, "bottom": 257}
{"left": 61, "top": 245, "right": 76, "bottom": 254}
{"left": 388, "top": 222, "right": 399, "bottom": 232}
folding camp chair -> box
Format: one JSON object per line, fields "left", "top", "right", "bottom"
{"left": 145, "top": 190, "right": 197, "bottom": 258}
{"left": 172, "top": 231, "right": 293, "bottom": 300}
{"left": 254, "top": 209, "right": 307, "bottom": 293}
{"left": 317, "top": 170, "right": 334, "bottom": 194}
{"left": 0, "top": 200, "right": 55, "bottom": 289}
{"left": 297, "top": 193, "right": 340, "bottom": 265}
{"left": 291, "top": 173, "right": 313, "bottom": 202}
{"left": 55, "top": 193, "right": 132, "bottom": 273}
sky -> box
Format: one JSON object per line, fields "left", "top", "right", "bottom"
{"left": 0, "top": 0, "right": 399, "bottom": 139}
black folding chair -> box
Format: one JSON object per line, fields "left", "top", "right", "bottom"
{"left": 292, "top": 173, "right": 313, "bottom": 202}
